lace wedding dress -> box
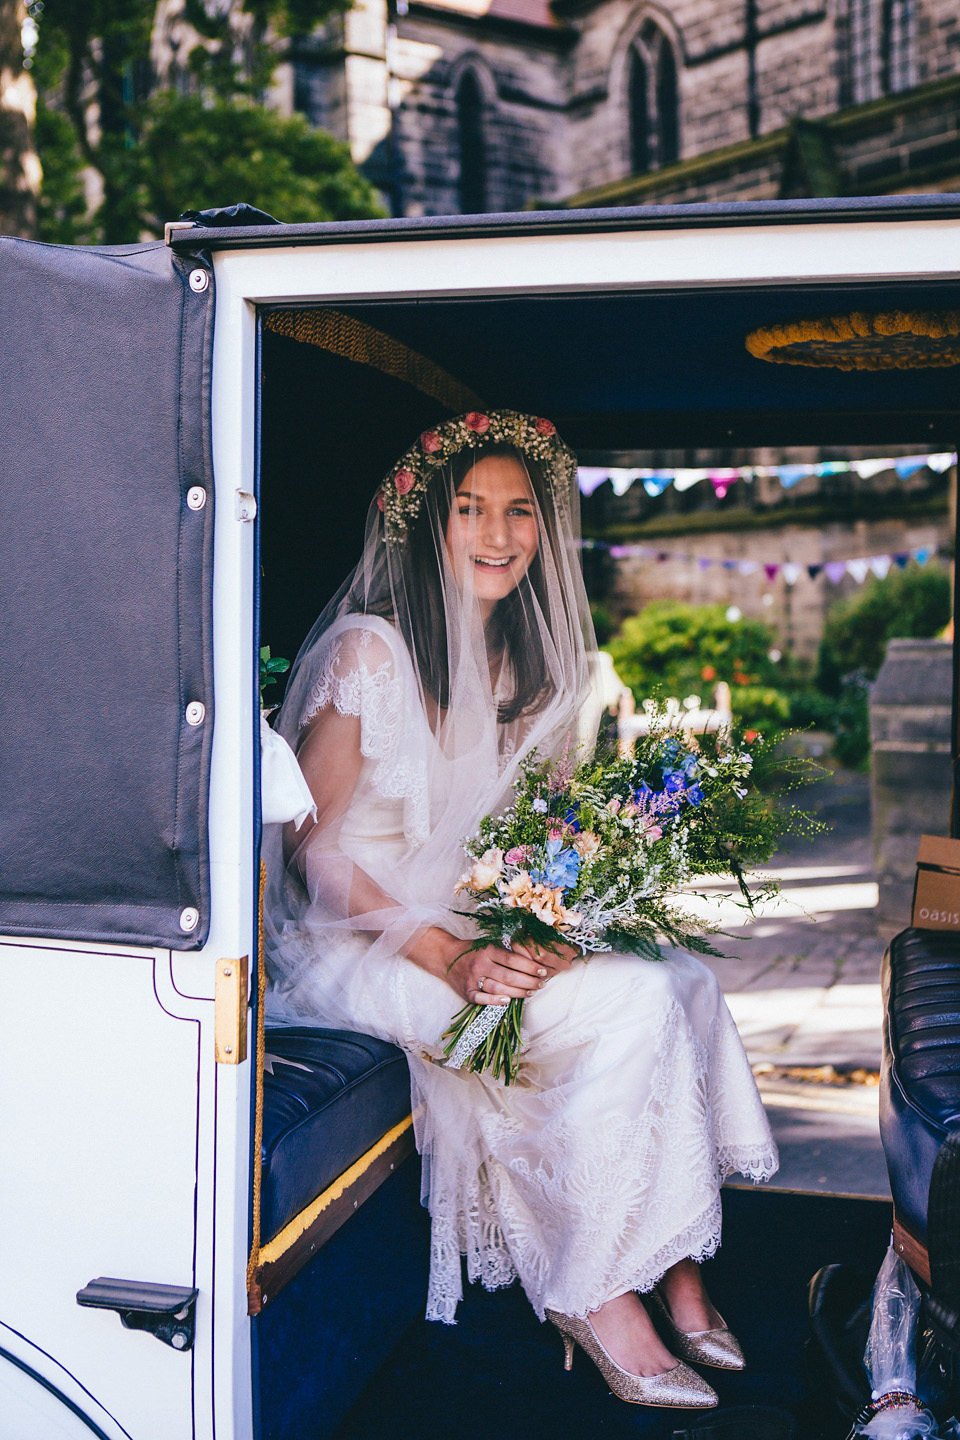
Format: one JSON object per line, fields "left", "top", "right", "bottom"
{"left": 265, "top": 615, "right": 779, "bottom": 1326}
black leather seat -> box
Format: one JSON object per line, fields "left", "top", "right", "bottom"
{"left": 880, "top": 928, "right": 960, "bottom": 1243}
{"left": 261, "top": 1027, "right": 412, "bottom": 1243}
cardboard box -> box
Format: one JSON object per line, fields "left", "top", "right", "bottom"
{"left": 912, "top": 835, "right": 960, "bottom": 931}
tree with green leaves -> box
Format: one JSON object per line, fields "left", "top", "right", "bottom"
{"left": 816, "top": 562, "right": 951, "bottom": 693}
{"left": 33, "top": 0, "right": 383, "bottom": 244}
{"left": 1, "top": 0, "right": 40, "bottom": 235}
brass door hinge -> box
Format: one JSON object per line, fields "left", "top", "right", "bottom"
{"left": 215, "top": 957, "right": 249, "bottom": 1064}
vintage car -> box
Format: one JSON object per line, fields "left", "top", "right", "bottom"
{"left": 2, "top": 195, "right": 960, "bottom": 1440}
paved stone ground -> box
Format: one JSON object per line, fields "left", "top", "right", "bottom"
{"left": 691, "top": 765, "right": 892, "bottom": 1199}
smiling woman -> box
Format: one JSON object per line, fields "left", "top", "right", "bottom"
{"left": 262, "top": 406, "right": 776, "bottom": 1409}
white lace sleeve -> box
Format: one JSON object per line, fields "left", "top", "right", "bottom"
{"left": 300, "top": 619, "right": 429, "bottom": 845}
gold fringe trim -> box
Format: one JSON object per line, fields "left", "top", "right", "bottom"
{"left": 257, "top": 1112, "right": 415, "bottom": 1267}
{"left": 745, "top": 310, "right": 960, "bottom": 370}
{"left": 245, "top": 861, "right": 268, "bottom": 1297}
{"left": 264, "top": 308, "right": 485, "bottom": 412}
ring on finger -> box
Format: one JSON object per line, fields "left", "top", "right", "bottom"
{"left": 477, "top": 976, "right": 485, "bottom": 991}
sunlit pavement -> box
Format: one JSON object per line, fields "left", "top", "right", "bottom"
{"left": 691, "top": 768, "right": 893, "bottom": 1199}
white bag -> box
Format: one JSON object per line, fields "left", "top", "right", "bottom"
{"left": 260, "top": 713, "right": 317, "bottom": 829}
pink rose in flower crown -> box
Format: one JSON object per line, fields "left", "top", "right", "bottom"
{"left": 535, "top": 417, "right": 556, "bottom": 436}
{"left": 465, "top": 412, "right": 490, "bottom": 434}
{"left": 420, "top": 430, "right": 442, "bottom": 454}
{"left": 504, "top": 845, "right": 532, "bottom": 866}
{"left": 394, "top": 468, "right": 415, "bottom": 495}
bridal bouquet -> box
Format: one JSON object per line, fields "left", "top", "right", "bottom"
{"left": 443, "top": 709, "right": 821, "bottom": 1083}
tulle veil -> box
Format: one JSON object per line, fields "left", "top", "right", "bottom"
{"left": 262, "top": 410, "right": 600, "bottom": 1028}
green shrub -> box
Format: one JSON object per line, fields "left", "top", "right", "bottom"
{"left": 808, "top": 564, "right": 949, "bottom": 768}
{"left": 830, "top": 675, "right": 871, "bottom": 770}
{"left": 787, "top": 687, "right": 839, "bottom": 732}
{"left": 590, "top": 602, "right": 616, "bottom": 646}
{"left": 788, "top": 674, "right": 871, "bottom": 769}
{"left": 730, "top": 685, "right": 791, "bottom": 737}
{"left": 606, "top": 600, "right": 790, "bottom": 737}
{"left": 817, "top": 563, "right": 950, "bottom": 693}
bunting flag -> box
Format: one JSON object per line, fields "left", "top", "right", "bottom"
{"left": 578, "top": 451, "right": 956, "bottom": 498}
{"left": 581, "top": 537, "right": 945, "bottom": 585}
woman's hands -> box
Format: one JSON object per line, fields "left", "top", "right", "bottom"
{"left": 406, "top": 926, "right": 579, "bottom": 1006}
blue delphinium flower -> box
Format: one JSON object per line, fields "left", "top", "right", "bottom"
{"left": 687, "top": 785, "right": 704, "bottom": 806}
{"left": 564, "top": 804, "right": 582, "bottom": 832}
{"left": 532, "top": 837, "right": 582, "bottom": 891}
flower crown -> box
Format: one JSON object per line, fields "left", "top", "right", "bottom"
{"left": 376, "top": 409, "right": 577, "bottom": 543}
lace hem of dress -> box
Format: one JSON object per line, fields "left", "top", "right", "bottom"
{"left": 422, "top": 1143, "right": 779, "bottom": 1326}
{"left": 301, "top": 630, "right": 429, "bottom": 844}
{"left": 417, "top": 991, "right": 779, "bottom": 1326}
{"left": 718, "top": 1142, "right": 780, "bottom": 1185}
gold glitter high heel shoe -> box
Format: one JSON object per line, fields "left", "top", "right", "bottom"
{"left": 647, "top": 1289, "right": 746, "bottom": 1371}
{"left": 545, "top": 1309, "right": 719, "bottom": 1408}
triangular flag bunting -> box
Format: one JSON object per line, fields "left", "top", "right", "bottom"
{"left": 777, "top": 464, "right": 814, "bottom": 489}
{"left": 846, "top": 558, "right": 870, "bottom": 583}
{"left": 674, "top": 469, "right": 708, "bottom": 492}
{"left": 576, "top": 467, "right": 610, "bottom": 496}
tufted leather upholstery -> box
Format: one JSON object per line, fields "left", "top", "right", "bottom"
{"left": 261, "top": 1027, "right": 412, "bottom": 1243}
{"left": 880, "top": 928, "right": 960, "bottom": 1242}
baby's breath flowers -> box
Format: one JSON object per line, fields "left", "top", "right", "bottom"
{"left": 442, "top": 707, "right": 824, "bottom": 1083}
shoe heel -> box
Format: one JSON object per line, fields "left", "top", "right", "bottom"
{"left": 561, "top": 1333, "right": 575, "bottom": 1371}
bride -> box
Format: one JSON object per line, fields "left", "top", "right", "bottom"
{"left": 263, "top": 410, "right": 778, "bottom": 1409}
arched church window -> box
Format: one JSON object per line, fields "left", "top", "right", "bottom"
{"left": 628, "top": 21, "right": 680, "bottom": 175}
{"left": 456, "top": 71, "right": 487, "bottom": 214}
{"left": 656, "top": 39, "right": 678, "bottom": 166}
{"left": 628, "top": 47, "right": 650, "bottom": 174}
{"left": 882, "top": 0, "right": 917, "bottom": 93}
{"left": 847, "top": 0, "right": 881, "bottom": 102}
{"left": 846, "top": 0, "right": 916, "bottom": 103}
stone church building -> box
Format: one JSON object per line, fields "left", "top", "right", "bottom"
{"left": 284, "top": 0, "right": 960, "bottom": 215}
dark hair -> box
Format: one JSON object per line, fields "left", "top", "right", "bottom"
{"left": 401, "top": 442, "right": 558, "bottom": 724}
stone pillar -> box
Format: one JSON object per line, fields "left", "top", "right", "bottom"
{"left": 870, "top": 638, "right": 954, "bottom": 929}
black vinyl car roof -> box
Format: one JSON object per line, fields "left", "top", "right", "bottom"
{"left": 172, "top": 194, "right": 960, "bottom": 252}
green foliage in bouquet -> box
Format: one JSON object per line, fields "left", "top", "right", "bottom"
{"left": 259, "top": 646, "right": 290, "bottom": 703}
{"left": 443, "top": 710, "right": 824, "bottom": 1083}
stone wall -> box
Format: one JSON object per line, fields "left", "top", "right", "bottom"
{"left": 606, "top": 512, "right": 951, "bottom": 661}
{"left": 289, "top": 0, "right": 960, "bottom": 214}
{"left": 869, "top": 638, "right": 953, "bottom": 928}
